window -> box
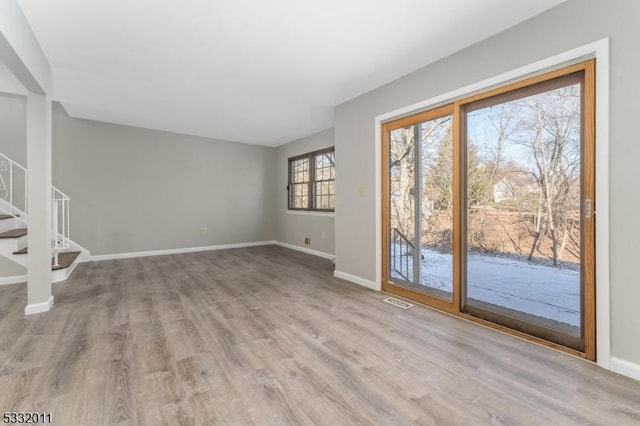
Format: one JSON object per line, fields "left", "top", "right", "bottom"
{"left": 288, "top": 147, "right": 335, "bottom": 211}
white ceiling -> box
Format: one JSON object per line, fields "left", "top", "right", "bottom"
{"left": 17, "top": 0, "right": 564, "bottom": 146}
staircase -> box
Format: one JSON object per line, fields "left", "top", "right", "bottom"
{"left": 0, "top": 152, "right": 85, "bottom": 283}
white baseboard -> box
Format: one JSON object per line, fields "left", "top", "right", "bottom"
{"left": 273, "top": 241, "right": 335, "bottom": 261}
{"left": 0, "top": 275, "right": 27, "bottom": 286}
{"left": 89, "top": 240, "right": 278, "bottom": 261}
{"left": 334, "top": 270, "right": 380, "bottom": 291}
{"left": 24, "top": 295, "right": 54, "bottom": 316}
{"left": 610, "top": 357, "right": 640, "bottom": 382}
{"left": 88, "top": 240, "right": 337, "bottom": 262}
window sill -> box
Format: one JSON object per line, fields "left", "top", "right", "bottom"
{"left": 285, "top": 210, "right": 335, "bottom": 217}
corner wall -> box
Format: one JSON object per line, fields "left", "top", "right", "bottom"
{"left": 0, "top": 92, "right": 25, "bottom": 164}
{"left": 52, "top": 104, "right": 277, "bottom": 256}
{"left": 0, "top": 93, "right": 26, "bottom": 278}
{"left": 275, "top": 128, "right": 334, "bottom": 256}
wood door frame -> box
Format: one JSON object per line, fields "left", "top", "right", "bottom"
{"left": 381, "top": 60, "right": 596, "bottom": 360}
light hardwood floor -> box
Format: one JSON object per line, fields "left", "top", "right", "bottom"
{"left": 0, "top": 246, "right": 638, "bottom": 425}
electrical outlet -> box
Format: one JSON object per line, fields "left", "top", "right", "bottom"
{"left": 201, "top": 227, "right": 208, "bottom": 235}
{"left": 304, "top": 237, "right": 311, "bottom": 245}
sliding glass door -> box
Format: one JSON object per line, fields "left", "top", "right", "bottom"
{"left": 462, "top": 72, "right": 590, "bottom": 352}
{"left": 382, "top": 60, "right": 595, "bottom": 358}
{"left": 385, "top": 106, "right": 456, "bottom": 311}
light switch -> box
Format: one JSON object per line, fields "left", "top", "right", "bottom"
{"left": 357, "top": 186, "right": 365, "bottom": 197}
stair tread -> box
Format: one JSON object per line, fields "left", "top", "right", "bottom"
{"left": 52, "top": 251, "right": 81, "bottom": 271}
{"left": 11, "top": 247, "right": 80, "bottom": 270}
{"left": 0, "top": 214, "right": 13, "bottom": 220}
{"left": 0, "top": 228, "right": 27, "bottom": 238}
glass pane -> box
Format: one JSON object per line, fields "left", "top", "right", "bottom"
{"left": 290, "top": 183, "right": 308, "bottom": 209}
{"left": 388, "top": 115, "right": 454, "bottom": 299}
{"left": 315, "top": 152, "right": 335, "bottom": 181}
{"left": 313, "top": 180, "right": 335, "bottom": 210}
{"left": 291, "top": 158, "right": 309, "bottom": 183}
{"left": 465, "top": 82, "right": 582, "bottom": 338}
{"left": 419, "top": 115, "right": 454, "bottom": 301}
{"left": 389, "top": 126, "right": 415, "bottom": 283}
{"left": 315, "top": 195, "right": 330, "bottom": 210}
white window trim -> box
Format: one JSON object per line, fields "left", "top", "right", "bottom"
{"left": 374, "top": 38, "right": 610, "bottom": 369}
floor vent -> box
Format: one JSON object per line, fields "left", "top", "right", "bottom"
{"left": 383, "top": 297, "right": 414, "bottom": 309}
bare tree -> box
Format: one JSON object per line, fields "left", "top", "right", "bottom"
{"left": 389, "top": 126, "right": 416, "bottom": 240}
{"left": 464, "top": 83, "right": 581, "bottom": 265}
{"left": 389, "top": 117, "right": 452, "bottom": 242}
{"left": 512, "top": 85, "right": 581, "bottom": 265}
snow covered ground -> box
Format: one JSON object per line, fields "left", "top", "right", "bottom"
{"left": 391, "top": 246, "right": 580, "bottom": 327}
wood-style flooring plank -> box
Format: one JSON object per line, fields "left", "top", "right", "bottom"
{"left": 0, "top": 245, "right": 638, "bottom": 425}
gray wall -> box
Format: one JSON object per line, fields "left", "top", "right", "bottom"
{"left": 0, "top": 257, "right": 25, "bottom": 278}
{"left": 53, "top": 104, "right": 277, "bottom": 256}
{"left": 275, "top": 128, "right": 335, "bottom": 255}
{"left": 0, "top": 93, "right": 26, "bottom": 165}
{"left": 0, "top": 94, "right": 26, "bottom": 278}
{"left": 334, "top": 0, "right": 640, "bottom": 365}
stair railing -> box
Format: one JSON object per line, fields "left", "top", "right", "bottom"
{"left": 391, "top": 227, "right": 414, "bottom": 282}
{"left": 1, "top": 152, "right": 71, "bottom": 260}
{"left": 0, "top": 152, "right": 28, "bottom": 224}
{"left": 52, "top": 187, "right": 70, "bottom": 266}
